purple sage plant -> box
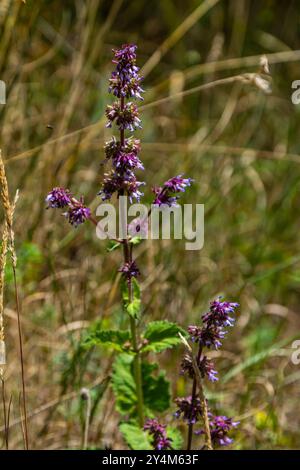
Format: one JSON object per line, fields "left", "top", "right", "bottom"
{"left": 45, "top": 44, "right": 193, "bottom": 450}
{"left": 176, "top": 298, "right": 239, "bottom": 450}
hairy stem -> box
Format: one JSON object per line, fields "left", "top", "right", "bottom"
{"left": 184, "top": 338, "right": 212, "bottom": 451}
{"left": 123, "top": 241, "right": 144, "bottom": 426}
{"left": 187, "top": 345, "right": 202, "bottom": 450}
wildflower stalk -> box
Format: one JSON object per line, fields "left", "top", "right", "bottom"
{"left": 180, "top": 335, "right": 212, "bottom": 450}
{"left": 177, "top": 300, "right": 239, "bottom": 450}
{"left": 45, "top": 44, "right": 193, "bottom": 438}
{"left": 123, "top": 240, "right": 144, "bottom": 426}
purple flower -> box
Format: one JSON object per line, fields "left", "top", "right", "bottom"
{"left": 144, "top": 419, "right": 172, "bottom": 451}
{"left": 199, "top": 325, "right": 227, "bottom": 350}
{"left": 106, "top": 102, "right": 141, "bottom": 131}
{"left": 64, "top": 203, "right": 91, "bottom": 227}
{"left": 109, "top": 71, "right": 144, "bottom": 100}
{"left": 174, "top": 396, "right": 202, "bottom": 425}
{"left": 113, "top": 151, "right": 144, "bottom": 172}
{"left": 99, "top": 171, "right": 144, "bottom": 202}
{"left": 118, "top": 260, "right": 140, "bottom": 280}
{"left": 196, "top": 414, "right": 239, "bottom": 447}
{"left": 46, "top": 187, "right": 71, "bottom": 208}
{"left": 152, "top": 175, "right": 193, "bottom": 207}
{"left": 104, "top": 136, "right": 141, "bottom": 161}
{"left": 199, "top": 356, "right": 218, "bottom": 382}
{"left": 112, "top": 44, "right": 137, "bottom": 68}
{"left": 109, "top": 44, "right": 144, "bottom": 101}
{"left": 99, "top": 45, "right": 145, "bottom": 203}
{"left": 202, "top": 298, "right": 239, "bottom": 328}
{"left": 152, "top": 186, "right": 178, "bottom": 207}
{"left": 180, "top": 354, "right": 195, "bottom": 379}
{"left": 180, "top": 353, "right": 218, "bottom": 382}
{"left": 164, "top": 175, "right": 193, "bottom": 192}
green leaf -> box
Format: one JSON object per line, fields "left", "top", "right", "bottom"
{"left": 82, "top": 329, "right": 131, "bottom": 352}
{"left": 106, "top": 240, "right": 121, "bottom": 252}
{"left": 112, "top": 354, "right": 137, "bottom": 415}
{"left": 142, "top": 362, "right": 170, "bottom": 414}
{"left": 129, "top": 236, "right": 142, "bottom": 245}
{"left": 111, "top": 354, "right": 170, "bottom": 417}
{"left": 142, "top": 320, "right": 186, "bottom": 353}
{"left": 120, "top": 423, "right": 152, "bottom": 450}
{"left": 167, "top": 427, "right": 183, "bottom": 450}
{"left": 121, "top": 277, "right": 141, "bottom": 319}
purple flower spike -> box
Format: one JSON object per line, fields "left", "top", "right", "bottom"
{"left": 46, "top": 187, "right": 71, "bottom": 209}
{"left": 64, "top": 204, "right": 91, "bottom": 227}
{"left": 119, "top": 260, "right": 140, "bottom": 281}
{"left": 196, "top": 414, "right": 239, "bottom": 447}
{"left": 144, "top": 419, "right": 172, "bottom": 451}
{"left": 99, "top": 44, "right": 146, "bottom": 202}
{"left": 174, "top": 396, "right": 203, "bottom": 425}
{"left": 202, "top": 298, "right": 239, "bottom": 328}
{"left": 164, "top": 175, "right": 193, "bottom": 193}
{"left": 109, "top": 44, "right": 144, "bottom": 101}
{"left": 106, "top": 102, "right": 141, "bottom": 131}
{"left": 152, "top": 175, "right": 193, "bottom": 207}
{"left": 199, "top": 356, "right": 218, "bottom": 382}
{"left": 99, "top": 171, "right": 144, "bottom": 202}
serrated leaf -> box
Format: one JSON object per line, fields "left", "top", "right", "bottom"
{"left": 112, "top": 354, "right": 137, "bottom": 415}
{"left": 111, "top": 354, "right": 170, "bottom": 417}
{"left": 82, "top": 329, "right": 131, "bottom": 352}
{"left": 142, "top": 320, "right": 186, "bottom": 353}
{"left": 142, "top": 362, "right": 170, "bottom": 414}
{"left": 120, "top": 423, "right": 152, "bottom": 450}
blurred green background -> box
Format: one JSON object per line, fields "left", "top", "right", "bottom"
{"left": 1, "top": 0, "right": 300, "bottom": 449}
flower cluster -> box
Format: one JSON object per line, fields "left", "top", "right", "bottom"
{"left": 45, "top": 188, "right": 91, "bottom": 227}
{"left": 109, "top": 44, "right": 144, "bottom": 100}
{"left": 144, "top": 419, "right": 172, "bottom": 450}
{"left": 106, "top": 102, "right": 141, "bottom": 131}
{"left": 152, "top": 175, "right": 193, "bottom": 207}
{"left": 99, "top": 44, "right": 145, "bottom": 203}
{"left": 174, "top": 396, "right": 203, "bottom": 425}
{"left": 196, "top": 414, "right": 239, "bottom": 447}
{"left": 176, "top": 298, "right": 239, "bottom": 448}
{"left": 118, "top": 260, "right": 140, "bottom": 281}
{"left": 188, "top": 298, "right": 239, "bottom": 351}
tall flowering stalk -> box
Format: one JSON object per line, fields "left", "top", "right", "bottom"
{"left": 45, "top": 44, "right": 193, "bottom": 442}
{"left": 101, "top": 44, "right": 146, "bottom": 426}
{"left": 176, "top": 298, "right": 239, "bottom": 450}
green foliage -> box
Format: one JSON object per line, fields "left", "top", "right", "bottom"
{"left": 82, "top": 328, "right": 131, "bottom": 352}
{"left": 111, "top": 354, "right": 170, "bottom": 418}
{"left": 142, "top": 320, "right": 186, "bottom": 353}
{"left": 167, "top": 427, "right": 183, "bottom": 450}
{"left": 112, "top": 354, "right": 137, "bottom": 416}
{"left": 119, "top": 423, "right": 152, "bottom": 450}
{"left": 121, "top": 277, "right": 141, "bottom": 319}
{"left": 106, "top": 240, "right": 121, "bottom": 252}
{"left": 142, "top": 362, "right": 170, "bottom": 414}
{"left": 129, "top": 236, "right": 142, "bottom": 245}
